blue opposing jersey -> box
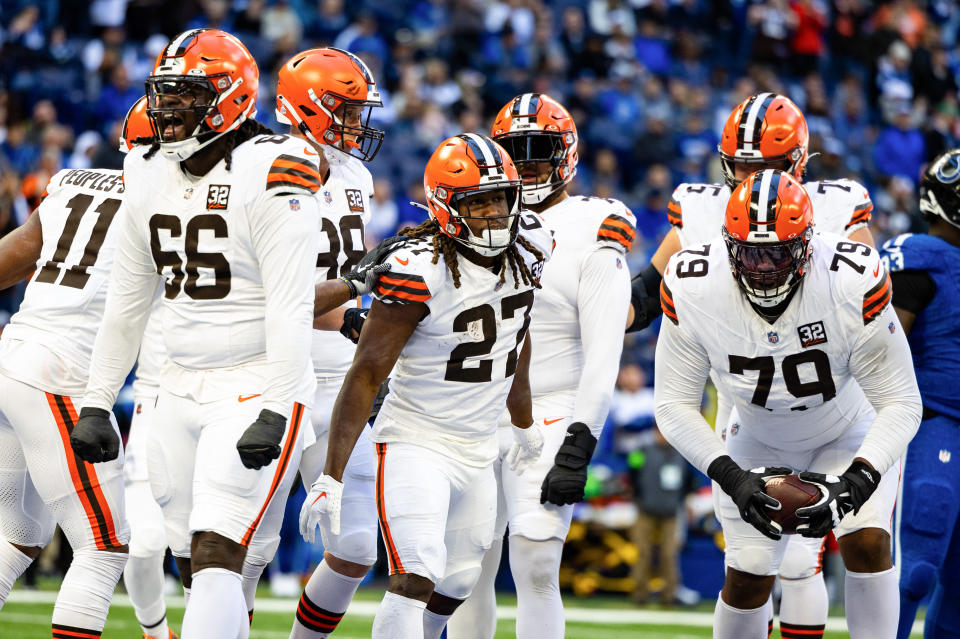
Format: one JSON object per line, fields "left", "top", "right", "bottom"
{"left": 881, "top": 233, "right": 960, "bottom": 420}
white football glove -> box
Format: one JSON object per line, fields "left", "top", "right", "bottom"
{"left": 299, "top": 474, "right": 343, "bottom": 543}
{"left": 507, "top": 424, "right": 544, "bottom": 476}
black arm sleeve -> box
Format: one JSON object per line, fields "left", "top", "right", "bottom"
{"left": 626, "top": 263, "right": 663, "bottom": 333}
{"left": 890, "top": 269, "right": 937, "bottom": 315}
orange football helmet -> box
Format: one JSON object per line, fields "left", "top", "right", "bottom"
{"left": 723, "top": 169, "right": 813, "bottom": 307}
{"left": 718, "top": 93, "right": 808, "bottom": 190}
{"left": 145, "top": 28, "right": 259, "bottom": 161}
{"left": 275, "top": 47, "right": 384, "bottom": 162}
{"left": 424, "top": 134, "right": 522, "bottom": 256}
{"left": 491, "top": 93, "right": 578, "bottom": 205}
{"left": 119, "top": 96, "right": 153, "bottom": 153}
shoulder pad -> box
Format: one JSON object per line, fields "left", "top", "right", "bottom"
{"left": 807, "top": 179, "right": 873, "bottom": 233}
{"left": 668, "top": 182, "right": 728, "bottom": 230}
{"left": 815, "top": 234, "right": 890, "bottom": 325}
{"left": 517, "top": 215, "right": 554, "bottom": 263}
{"left": 372, "top": 239, "right": 436, "bottom": 304}
{"left": 595, "top": 202, "right": 637, "bottom": 254}
{"left": 266, "top": 153, "right": 323, "bottom": 195}
{"left": 232, "top": 134, "right": 323, "bottom": 195}
{"left": 881, "top": 232, "right": 944, "bottom": 273}
{"left": 40, "top": 169, "right": 72, "bottom": 200}
{"left": 659, "top": 241, "right": 723, "bottom": 327}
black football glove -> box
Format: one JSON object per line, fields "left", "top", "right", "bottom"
{"left": 369, "top": 378, "right": 390, "bottom": 423}
{"left": 70, "top": 407, "right": 120, "bottom": 463}
{"left": 341, "top": 235, "right": 408, "bottom": 297}
{"left": 708, "top": 455, "right": 791, "bottom": 540}
{"left": 340, "top": 307, "right": 369, "bottom": 344}
{"left": 626, "top": 263, "right": 663, "bottom": 333}
{"left": 795, "top": 460, "right": 881, "bottom": 538}
{"left": 237, "top": 409, "right": 287, "bottom": 470}
{"left": 540, "top": 422, "right": 597, "bottom": 506}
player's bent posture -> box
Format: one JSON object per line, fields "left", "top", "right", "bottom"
{"left": 654, "top": 170, "right": 921, "bottom": 639}
{"left": 305, "top": 134, "right": 551, "bottom": 639}
{"left": 273, "top": 47, "right": 385, "bottom": 639}
{"left": 447, "top": 93, "right": 633, "bottom": 639}
{"left": 71, "top": 29, "right": 321, "bottom": 638}
{"left": 629, "top": 93, "right": 878, "bottom": 636}
{"left": 0, "top": 166, "right": 130, "bottom": 635}
{"left": 115, "top": 96, "right": 178, "bottom": 639}
{"left": 887, "top": 150, "right": 960, "bottom": 638}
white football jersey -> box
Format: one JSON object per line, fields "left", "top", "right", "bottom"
{"left": 0, "top": 168, "right": 124, "bottom": 395}
{"left": 131, "top": 291, "right": 166, "bottom": 397}
{"left": 371, "top": 219, "right": 553, "bottom": 466}
{"left": 527, "top": 195, "right": 634, "bottom": 429}
{"left": 311, "top": 155, "right": 373, "bottom": 378}
{"left": 659, "top": 232, "right": 894, "bottom": 452}
{"left": 84, "top": 133, "right": 320, "bottom": 416}
{"left": 667, "top": 179, "right": 873, "bottom": 247}
{"left": 804, "top": 179, "right": 873, "bottom": 236}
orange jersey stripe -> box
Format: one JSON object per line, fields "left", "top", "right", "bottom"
{"left": 375, "top": 443, "right": 405, "bottom": 575}
{"left": 270, "top": 158, "right": 321, "bottom": 179}
{"left": 863, "top": 273, "right": 891, "bottom": 308}
{"left": 660, "top": 280, "right": 678, "bottom": 325}
{"left": 241, "top": 403, "right": 304, "bottom": 546}
{"left": 378, "top": 274, "right": 429, "bottom": 290}
{"left": 597, "top": 229, "right": 632, "bottom": 250}
{"left": 602, "top": 217, "right": 636, "bottom": 236}
{"left": 375, "top": 285, "right": 430, "bottom": 303}
{"left": 266, "top": 173, "right": 320, "bottom": 192}
{"left": 667, "top": 199, "right": 683, "bottom": 227}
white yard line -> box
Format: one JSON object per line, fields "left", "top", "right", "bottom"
{"left": 7, "top": 590, "right": 925, "bottom": 635}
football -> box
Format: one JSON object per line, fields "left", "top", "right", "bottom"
{"left": 763, "top": 474, "right": 823, "bottom": 534}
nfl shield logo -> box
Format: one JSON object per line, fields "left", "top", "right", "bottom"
{"left": 941, "top": 449, "right": 952, "bottom": 463}
{"left": 289, "top": 198, "right": 300, "bottom": 211}
{"left": 767, "top": 331, "right": 779, "bottom": 344}
{"left": 324, "top": 190, "right": 333, "bottom": 204}
{"left": 889, "top": 321, "right": 896, "bottom": 334}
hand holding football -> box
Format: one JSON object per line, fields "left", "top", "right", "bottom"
{"left": 763, "top": 474, "right": 822, "bottom": 535}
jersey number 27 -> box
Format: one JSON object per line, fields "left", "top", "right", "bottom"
{"left": 445, "top": 290, "right": 534, "bottom": 383}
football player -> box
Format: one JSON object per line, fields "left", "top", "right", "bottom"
{"left": 885, "top": 150, "right": 960, "bottom": 638}
{"left": 654, "top": 169, "right": 921, "bottom": 639}
{"left": 117, "top": 96, "right": 178, "bottom": 639}
{"left": 628, "top": 93, "right": 877, "bottom": 637}
{"left": 0, "top": 149, "right": 130, "bottom": 635}
{"left": 71, "top": 29, "right": 321, "bottom": 637}
{"left": 305, "top": 134, "right": 552, "bottom": 638}
{"left": 447, "top": 93, "right": 634, "bottom": 639}
{"left": 273, "top": 47, "right": 384, "bottom": 639}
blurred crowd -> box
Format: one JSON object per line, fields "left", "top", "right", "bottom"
{"left": 2, "top": 0, "right": 958, "bottom": 599}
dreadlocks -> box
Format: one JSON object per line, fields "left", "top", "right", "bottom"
{"left": 142, "top": 119, "right": 276, "bottom": 169}
{"left": 399, "top": 219, "right": 545, "bottom": 290}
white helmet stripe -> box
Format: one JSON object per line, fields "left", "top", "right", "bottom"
{"left": 165, "top": 29, "right": 204, "bottom": 58}
{"left": 741, "top": 91, "right": 773, "bottom": 151}
{"left": 756, "top": 169, "right": 774, "bottom": 225}
{"left": 461, "top": 133, "right": 501, "bottom": 177}
{"left": 518, "top": 93, "right": 533, "bottom": 116}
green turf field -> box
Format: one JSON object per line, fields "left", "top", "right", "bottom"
{"left": 1, "top": 586, "right": 924, "bottom": 638}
